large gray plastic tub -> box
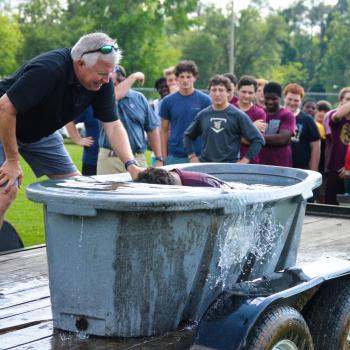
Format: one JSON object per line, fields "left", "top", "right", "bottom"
{"left": 26, "top": 163, "right": 321, "bottom": 337}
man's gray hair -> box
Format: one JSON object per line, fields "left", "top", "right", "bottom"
{"left": 71, "top": 32, "right": 122, "bottom": 67}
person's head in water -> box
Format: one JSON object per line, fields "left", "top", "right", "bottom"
{"left": 135, "top": 167, "right": 181, "bottom": 185}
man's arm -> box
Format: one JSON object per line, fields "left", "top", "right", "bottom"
{"left": 115, "top": 72, "right": 145, "bottom": 101}
{"left": 183, "top": 117, "right": 202, "bottom": 163}
{"left": 147, "top": 128, "right": 163, "bottom": 167}
{"left": 264, "top": 130, "right": 293, "bottom": 146}
{"left": 102, "top": 120, "right": 142, "bottom": 179}
{"left": 160, "top": 118, "right": 170, "bottom": 160}
{"left": 332, "top": 101, "right": 350, "bottom": 122}
{"left": 65, "top": 121, "right": 94, "bottom": 147}
{"left": 0, "top": 94, "right": 22, "bottom": 191}
{"left": 239, "top": 115, "right": 265, "bottom": 162}
{"left": 309, "top": 140, "right": 321, "bottom": 171}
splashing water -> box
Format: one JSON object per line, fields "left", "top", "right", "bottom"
{"left": 215, "top": 203, "right": 284, "bottom": 289}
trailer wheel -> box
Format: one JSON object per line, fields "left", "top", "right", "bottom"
{"left": 246, "top": 305, "right": 313, "bottom": 350}
{"left": 303, "top": 279, "right": 350, "bottom": 350}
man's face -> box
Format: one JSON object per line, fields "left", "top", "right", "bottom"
{"left": 303, "top": 101, "right": 317, "bottom": 116}
{"left": 315, "top": 110, "right": 326, "bottom": 123}
{"left": 340, "top": 92, "right": 350, "bottom": 105}
{"left": 176, "top": 72, "right": 196, "bottom": 91}
{"left": 264, "top": 92, "right": 281, "bottom": 113}
{"left": 76, "top": 58, "right": 114, "bottom": 91}
{"left": 166, "top": 73, "right": 178, "bottom": 89}
{"left": 238, "top": 84, "right": 255, "bottom": 105}
{"left": 256, "top": 86, "right": 265, "bottom": 105}
{"left": 284, "top": 92, "right": 302, "bottom": 113}
{"left": 157, "top": 82, "right": 170, "bottom": 98}
{"left": 210, "top": 84, "right": 230, "bottom": 108}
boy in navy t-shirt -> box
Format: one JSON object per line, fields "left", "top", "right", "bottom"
{"left": 160, "top": 60, "right": 211, "bottom": 165}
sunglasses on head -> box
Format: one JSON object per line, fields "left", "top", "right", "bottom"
{"left": 82, "top": 44, "right": 119, "bottom": 56}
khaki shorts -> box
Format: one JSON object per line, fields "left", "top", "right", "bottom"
{"left": 97, "top": 148, "right": 147, "bottom": 175}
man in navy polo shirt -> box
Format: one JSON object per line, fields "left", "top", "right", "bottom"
{"left": 97, "top": 65, "right": 162, "bottom": 174}
{"left": 0, "top": 32, "right": 142, "bottom": 229}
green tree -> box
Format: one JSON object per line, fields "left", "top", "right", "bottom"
{"left": 16, "top": 0, "right": 198, "bottom": 85}
{"left": 234, "top": 9, "right": 288, "bottom": 79}
{"left": 0, "top": 15, "right": 23, "bottom": 76}
{"left": 180, "top": 30, "right": 225, "bottom": 88}
{"left": 279, "top": 0, "right": 333, "bottom": 90}
{"left": 319, "top": 9, "right": 350, "bottom": 91}
{"left": 271, "top": 62, "right": 309, "bottom": 87}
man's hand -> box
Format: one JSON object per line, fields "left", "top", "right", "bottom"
{"left": 130, "top": 72, "right": 145, "bottom": 86}
{"left": 127, "top": 164, "right": 145, "bottom": 181}
{"left": 0, "top": 159, "right": 23, "bottom": 192}
{"left": 237, "top": 157, "right": 250, "bottom": 164}
{"left": 339, "top": 166, "right": 350, "bottom": 179}
{"left": 188, "top": 153, "right": 199, "bottom": 163}
{"left": 155, "top": 160, "right": 164, "bottom": 167}
{"left": 254, "top": 120, "right": 267, "bottom": 133}
{"left": 76, "top": 136, "right": 94, "bottom": 147}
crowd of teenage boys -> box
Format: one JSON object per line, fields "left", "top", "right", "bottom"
{"left": 1, "top": 32, "right": 349, "bottom": 233}
{"left": 72, "top": 59, "right": 349, "bottom": 205}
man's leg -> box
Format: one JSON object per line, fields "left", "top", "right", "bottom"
{"left": 0, "top": 187, "right": 17, "bottom": 229}
{"left": 0, "top": 144, "right": 18, "bottom": 229}
{"left": 19, "top": 131, "right": 80, "bottom": 180}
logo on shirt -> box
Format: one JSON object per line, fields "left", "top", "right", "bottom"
{"left": 265, "top": 119, "right": 281, "bottom": 135}
{"left": 210, "top": 118, "right": 226, "bottom": 133}
{"left": 292, "top": 123, "right": 303, "bottom": 142}
{"left": 340, "top": 123, "right": 350, "bottom": 145}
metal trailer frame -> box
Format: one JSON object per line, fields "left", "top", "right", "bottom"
{"left": 192, "top": 257, "right": 350, "bottom": 349}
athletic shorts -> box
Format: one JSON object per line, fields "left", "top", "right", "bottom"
{"left": 0, "top": 131, "right": 78, "bottom": 178}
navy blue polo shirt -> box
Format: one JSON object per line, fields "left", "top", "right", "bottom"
{"left": 99, "top": 89, "right": 159, "bottom": 153}
{"left": 0, "top": 48, "right": 118, "bottom": 143}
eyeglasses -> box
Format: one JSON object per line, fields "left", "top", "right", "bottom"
{"left": 82, "top": 44, "right": 119, "bottom": 56}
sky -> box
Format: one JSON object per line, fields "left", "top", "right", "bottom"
{"left": 204, "top": 0, "right": 338, "bottom": 12}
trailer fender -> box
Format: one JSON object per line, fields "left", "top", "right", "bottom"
{"left": 192, "top": 261, "right": 350, "bottom": 350}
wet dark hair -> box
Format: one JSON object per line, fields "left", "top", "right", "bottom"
{"left": 223, "top": 73, "right": 238, "bottom": 85}
{"left": 175, "top": 60, "right": 198, "bottom": 77}
{"left": 316, "top": 100, "right": 332, "bottom": 112}
{"left": 237, "top": 75, "right": 258, "bottom": 91}
{"left": 154, "top": 77, "right": 167, "bottom": 90}
{"left": 263, "top": 82, "right": 282, "bottom": 98}
{"left": 135, "top": 167, "right": 177, "bottom": 185}
{"left": 208, "top": 75, "right": 232, "bottom": 92}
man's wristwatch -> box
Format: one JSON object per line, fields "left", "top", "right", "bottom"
{"left": 124, "top": 159, "right": 139, "bottom": 170}
{"left": 155, "top": 156, "right": 164, "bottom": 162}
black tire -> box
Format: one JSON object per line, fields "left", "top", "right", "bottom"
{"left": 303, "top": 279, "right": 350, "bottom": 350}
{"left": 246, "top": 305, "right": 314, "bottom": 350}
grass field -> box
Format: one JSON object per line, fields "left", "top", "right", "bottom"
{"left": 6, "top": 144, "right": 83, "bottom": 247}
{"left": 6, "top": 144, "right": 152, "bottom": 247}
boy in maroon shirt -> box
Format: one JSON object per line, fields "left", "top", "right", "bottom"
{"left": 235, "top": 76, "right": 266, "bottom": 163}
{"left": 259, "top": 82, "right": 296, "bottom": 167}
{"left": 324, "top": 87, "right": 350, "bottom": 204}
